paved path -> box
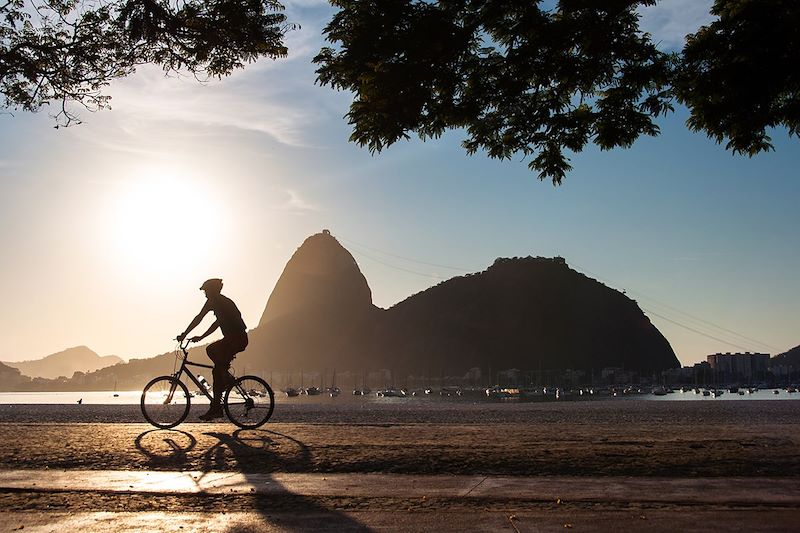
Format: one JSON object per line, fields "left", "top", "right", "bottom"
{"left": 2, "top": 469, "right": 800, "bottom": 505}
{"left": 2, "top": 406, "right": 799, "bottom": 531}
{"left": 4, "top": 509, "right": 800, "bottom": 533}
{"left": 2, "top": 470, "right": 799, "bottom": 532}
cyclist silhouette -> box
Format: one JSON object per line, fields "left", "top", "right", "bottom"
{"left": 177, "top": 278, "right": 248, "bottom": 421}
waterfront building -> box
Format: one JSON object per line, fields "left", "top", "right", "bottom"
{"left": 707, "top": 352, "right": 769, "bottom": 383}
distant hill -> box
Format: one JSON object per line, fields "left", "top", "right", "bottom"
{"left": 244, "top": 229, "right": 381, "bottom": 373}
{"left": 259, "top": 229, "right": 376, "bottom": 326}
{"left": 241, "top": 232, "right": 679, "bottom": 376}
{"left": 771, "top": 345, "right": 800, "bottom": 367}
{"left": 366, "top": 256, "right": 679, "bottom": 375}
{"left": 8, "top": 230, "right": 680, "bottom": 391}
{"left": 0, "top": 361, "right": 26, "bottom": 388}
{"left": 3, "top": 346, "right": 124, "bottom": 379}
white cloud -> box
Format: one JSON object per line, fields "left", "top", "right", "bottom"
{"left": 279, "top": 189, "right": 319, "bottom": 212}
{"left": 638, "top": 0, "right": 716, "bottom": 50}
{"left": 62, "top": 1, "right": 346, "bottom": 155}
{"left": 107, "top": 66, "right": 316, "bottom": 147}
{"left": 15, "top": 4, "right": 346, "bottom": 157}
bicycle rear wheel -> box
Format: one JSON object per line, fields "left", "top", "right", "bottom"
{"left": 224, "top": 375, "right": 275, "bottom": 429}
{"left": 141, "top": 376, "right": 191, "bottom": 429}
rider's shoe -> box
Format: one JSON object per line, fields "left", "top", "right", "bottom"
{"left": 199, "top": 406, "right": 224, "bottom": 421}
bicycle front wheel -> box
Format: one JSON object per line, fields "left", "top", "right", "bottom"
{"left": 141, "top": 376, "right": 191, "bottom": 429}
{"left": 224, "top": 375, "right": 275, "bottom": 429}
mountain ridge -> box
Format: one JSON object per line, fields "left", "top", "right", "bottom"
{"left": 360, "top": 255, "right": 677, "bottom": 375}
{"left": 2, "top": 231, "right": 684, "bottom": 391}
{"left": 771, "top": 344, "right": 800, "bottom": 367}
{"left": 2, "top": 346, "right": 124, "bottom": 380}
{"left": 238, "top": 235, "right": 679, "bottom": 376}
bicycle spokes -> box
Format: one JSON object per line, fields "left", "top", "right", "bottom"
{"left": 141, "top": 376, "right": 191, "bottom": 429}
{"left": 163, "top": 382, "right": 178, "bottom": 404}
{"left": 224, "top": 375, "right": 275, "bottom": 429}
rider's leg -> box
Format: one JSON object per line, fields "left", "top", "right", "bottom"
{"left": 211, "top": 358, "right": 232, "bottom": 405}
{"left": 200, "top": 340, "right": 232, "bottom": 419}
{"left": 210, "top": 334, "right": 247, "bottom": 397}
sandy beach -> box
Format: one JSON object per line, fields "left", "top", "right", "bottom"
{"left": 2, "top": 400, "right": 799, "bottom": 531}
{"left": 1, "top": 400, "right": 798, "bottom": 476}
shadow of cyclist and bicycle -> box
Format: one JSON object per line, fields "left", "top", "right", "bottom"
{"left": 135, "top": 426, "right": 372, "bottom": 531}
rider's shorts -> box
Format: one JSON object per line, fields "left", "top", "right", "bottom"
{"left": 207, "top": 333, "right": 249, "bottom": 365}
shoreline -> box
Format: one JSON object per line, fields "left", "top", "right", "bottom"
{"left": 1, "top": 397, "right": 799, "bottom": 424}
{"left": 3, "top": 401, "right": 799, "bottom": 530}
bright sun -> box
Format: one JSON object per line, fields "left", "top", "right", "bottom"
{"left": 107, "top": 169, "right": 224, "bottom": 279}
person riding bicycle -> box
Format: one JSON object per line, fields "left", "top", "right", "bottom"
{"left": 177, "top": 278, "right": 248, "bottom": 421}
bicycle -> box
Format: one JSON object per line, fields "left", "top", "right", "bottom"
{"left": 140, "top": 340, "right": 275, "bottom": 429}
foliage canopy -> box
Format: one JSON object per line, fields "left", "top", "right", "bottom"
{"left": 315, "top": 0, "right": 799, "bottom": 183}
{"left": 1, "top": 0, "right": 292, "bottom": 125}
{"left": 2, "top": 0, "right": 798, "bottom": 183}
{"left": 675, "top": 0, "right": 800, "bottom": 157}
{"left": 315, "top": 0, "right": 673, "bottom": 182}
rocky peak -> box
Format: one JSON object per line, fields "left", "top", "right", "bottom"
{"left": 259, "top": 230, "right": 374, "bottom": 326}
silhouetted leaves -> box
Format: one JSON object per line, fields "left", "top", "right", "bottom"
{"left": 315, "top": 0, "right": 799, "bottom": 183}
{"left": 675, "top": 0, "right": 800, "bottom": 156}
{"left": 0, "top": 0, "right": 292, "bottom": 126}
{"left": 3, "top": 1, "right": 798, "bottom": 184}
{"left": 314, "top": 0, "right": 674, "bottom": 183}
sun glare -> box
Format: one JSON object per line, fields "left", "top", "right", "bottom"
{"left": 106, "top": 169, "right": 225, "bottom": 280}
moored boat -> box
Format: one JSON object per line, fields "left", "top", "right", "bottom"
{"left": 485, "top": 386, "right": 519, "bottom": 399}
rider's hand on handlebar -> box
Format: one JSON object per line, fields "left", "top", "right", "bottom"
{"left": 189, "top": 336, "right": 203, "bottom": 343}
{"left": 176, "top": 333, "right": 186, "bottom": 342}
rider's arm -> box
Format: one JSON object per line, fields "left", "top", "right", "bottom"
{"left": 190, "top": 321, "right": 219, "bottom": 343}
{"left": 178, "top": 302, "right": 211, "bottom": 341}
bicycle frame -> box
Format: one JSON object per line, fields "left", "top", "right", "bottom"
{"left": 142, "top": 339, "right": 273, "bottom": 429}
{"left": 168, "top": 341, "right": 246, "bottom": 405}
{"left": 162, "top": 342, "right": 215, "bottom": 403}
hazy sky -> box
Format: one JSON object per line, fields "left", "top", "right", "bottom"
{"left": 1, "top": 1, "right": 797, "bottom": 366}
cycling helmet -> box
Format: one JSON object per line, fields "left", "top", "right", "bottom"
{"left": 200, "top": 278, "right": 223, "bottom": 292}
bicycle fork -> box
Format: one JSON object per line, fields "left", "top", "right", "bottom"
{"left": 163, "top": 375, "right": 181, "bottom": 405}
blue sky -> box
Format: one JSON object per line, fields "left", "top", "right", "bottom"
{"left": 0, "top": 1, "right": 797, "bottom": 366}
